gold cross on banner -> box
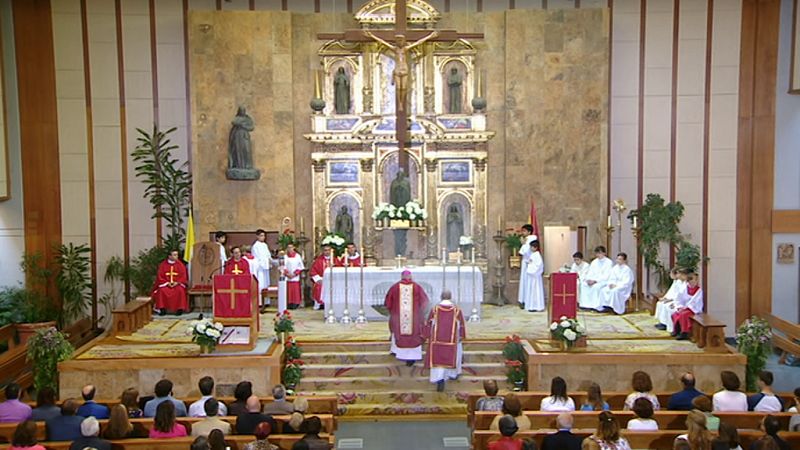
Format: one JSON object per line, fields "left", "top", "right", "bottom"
{"left": 218, "top": 278, "right": 248, "bottom": 310}
{"left": 166, "top": 267, "right": 178, "bottom": 284}
{"left": 554, "top": 284, "right": 572, "bottom": 306}
{"left": 231, "top": 263, "right": 243, "bottom": 275}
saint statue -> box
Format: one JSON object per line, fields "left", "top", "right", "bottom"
{"left": 364, "top": 31, "right": 439, "bottom": 114}
{"left": 333, "top": 67, "right": 351, "bottom": 115}
{"left": 226, "top": 106, "right": 260, "bottom": 180}
{"left": 335, "top": 205, "right": 354, "bottom": 243}
{"left": 446, "top": 204, "right": 464, "bottom": 252}
{"left": 447, "top": 67, "right": 463, "bottom": 114}
{"left": 389, "top": 169, "right": 412, "bottom": 207}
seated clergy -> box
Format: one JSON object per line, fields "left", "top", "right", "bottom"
{"left": 577, "top": 246, "right": 613, "bottom": 310}
{"left": 152, "top": 249, "right": 189, "bottom": 315}
{"left": 224, "top": 246, "right": 251, "bottom": 276}
{"left": 671, "top": 272, "right": 703, "bottom": 340}
{"left": 654, "top": 268, "right": 687, "bottom": 332}
{"left": 600, "top": 253, "right": 634, "bottom": 314}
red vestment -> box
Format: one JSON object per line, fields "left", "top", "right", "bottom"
{"left": 425, "top": 303, "right": 466, "bottom": 369}
{"left": 309, "top": 254, "right": 333, "bottom": 305}
{"left": 384, "top": 280, "right": 429, "bottom": 348}
{"left": 152, "top": 259, "right": 188, "bottom": 312}
{"left": 672, "top": 285, "right": 701, "bottom": 333}
{"left": 335, "top": 253, "right": 364, "bottom": 267}
{"left": 224, "top": 258, "right": 252, "bottom": 276}
{"left": 283, "top": 251, "right": 304, "bottom": 305}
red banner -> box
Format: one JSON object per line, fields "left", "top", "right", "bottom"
{"left": 213, "top": 274, "right": 254, "bottom": 318}
{"left": 550, "top": 272, "right": 578, "bottom": 322}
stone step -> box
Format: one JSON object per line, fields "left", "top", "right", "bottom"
{"left": 300, "top": 349, "right": 504, "bottom": 365}
{"left": 297, "top": 340, "right": 503, "bottom": 353}
{"left": 295, "top": 373, "right": 508, "bottom": 392}
{"left": 300, "top": 361, "right": 506, "bottom": 378}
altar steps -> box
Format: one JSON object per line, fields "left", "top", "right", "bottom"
{"left": 294, "top": 341, "right": 510, "bottom": 416}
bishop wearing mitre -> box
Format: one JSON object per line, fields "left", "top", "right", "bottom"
{"left": 223, "top": 246, "right": 251, "bottom": 276}
{"left": 309, "top": 244, "right": 334, "bottom": 310}
{"left": 282, "top": 243, "right": 305, "bottom": 309}
{"left": 152, "top": 249, "right": 188, "bottom": 315}
{"left": 336, "top": 242, "right": 364, "bottom": 267}
{"left": 384, "top": 270, "right": 429, "bottom": 366}
{"left": 426, "top": 289, "right": 466, "bottom": 392}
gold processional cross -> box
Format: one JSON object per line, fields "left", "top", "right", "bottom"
{"left": 219, "top": 279, "right": 248, "bottom": 310}
{"left": 316, "top": 0, "right": 483, "bottom": 172}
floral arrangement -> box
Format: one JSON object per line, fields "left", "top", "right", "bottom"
{"left": 26, "top": 327, "right": 74, "bottom": 393}
{"left": 274, "top": 310, "right": 295, "bottom": 334}
{"left": 550, "top": 316, "right": 586, "bottom": 348}
{"left": 283, "top": 359, "right": 305, "bottom": 392}
{"left": 504, "top": 228, "right": 523, "bottom": 253}
{"left": 321, "top": 233, "right": 346, "bottom": 257}
{"left": 284, "top": 335, "right": 302, "bottom": 360}
{"left": 190, "top": 318, "right": 224, "bottom": 352}
{"left": 459, "top": 236, "right": 473, "bottom": 247}
{"left": 502, "top": 335, "right": 526, "bottom": 389}
{"left": 505, "top": 360, "right": 525, "bottom": 385}
{"left": 372, "top": 201, "right": 428, "bottom": 223}
{"left": 737, "top": 316, "right": 772, "bottom": 391}
{"left": 277, "top": 228, "right": 297, "bottom": 250}
{"left": 502, "top": 334, "right": 526, "bottom": 361}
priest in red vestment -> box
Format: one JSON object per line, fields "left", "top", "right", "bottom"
{"left": 336, "top": 243, "right": 364, "bottom": 267}
{"left": 384, "top": 270, "right": 429, "bottom": 366}
{"left": 223, "top": 246, "right": 252, "bottom": 276}
{"left": 152, "top": 249, "right": 189, "bottom": 315}
{"left": 425, "top": 289, "right": 466, "bottom": 391}
{"left": 309, "top": 245, "right": 334, "bottom": 310}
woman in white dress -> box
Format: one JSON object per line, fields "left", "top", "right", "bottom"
{"left": 540, "top": 376, "right": 575, "bottom": 412}
{"left": 712, "top": 371, "right": 748, "bottom": 412}
{"left": 626, "top": 397, "right": 658, "bottom": 430}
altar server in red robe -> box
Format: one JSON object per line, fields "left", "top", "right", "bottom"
{"left": 282, "top": 243, "right": 305, "bottom": 309}
{"left": 671, "top": 272, "right": 704, "bottom": 340}
{"left": 309, "top": 245, "right": 334, "bottom": 310}
{"left": 152, "top": 249, "right": 189, "bottom": 315}
{"left": 224, "top": 246, "right": 252, "bottom": 276}
{"left": 425, "top": 289, "right": 466, "bottom": 392}
{"left": 336, "top": 243, "right": 364, "bottom": 267}
{"left": 384, "top": 270, "right": 429, "bottom": 366}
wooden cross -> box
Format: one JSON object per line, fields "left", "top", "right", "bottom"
{"left": 231, "top": 263, "right": 243, "bottom": 275}
{"left": 218, "top": 278, "right": 248, "bottom": 310}
{"left": 317, "top": 0, "right": 483, "bottom": 172}
{"left": 166, "top": 267, "right": 178, "bottom": 284}
{"left": 553, "top": 284, "right": 572, "bottom": 306}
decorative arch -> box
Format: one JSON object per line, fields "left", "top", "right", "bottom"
{"left": 439, "top": 191, "right": 473, "bottom": 253}
{"left": 355, "top": 0, "right": 441, "bottom": 26}
{"left": 326, "top": 191, "right": 363, "bottom": 245}
{"left": 378, "top": 150, "right": 422, "bottom": 206}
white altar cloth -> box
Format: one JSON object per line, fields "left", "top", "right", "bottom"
{"left": 321, "top": 266, "right": 483, "bottom": 320}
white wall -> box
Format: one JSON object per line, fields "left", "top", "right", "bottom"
{"left": 771, "top": 0, "right": 800, "bottom": 324}
{"left": 0, "top": 0, "right": 25, "bottom": 287}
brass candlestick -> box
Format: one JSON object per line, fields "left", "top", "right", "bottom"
{"left": 492, "top": 232, "right": 508, "bottom": 305}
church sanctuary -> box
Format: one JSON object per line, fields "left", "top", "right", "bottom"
{"left": 1, "top": 0, "right": 800, "bottom": 448}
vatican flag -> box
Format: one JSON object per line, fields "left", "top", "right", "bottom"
{"left": 183, "top": 209, "right": 196, "bottom": 262}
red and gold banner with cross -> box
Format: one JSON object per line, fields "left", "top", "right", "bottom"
{"left": 213, "top": 274, "right": 254, "bottom": 318}
{"left": 550, "top": 272, "right": 578, "bottom": 322}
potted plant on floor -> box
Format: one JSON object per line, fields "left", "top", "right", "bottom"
{"left": 27, "top": 326, "right": 74, "bottom": 393}
{"left": 15, "top": 254, "right": 59, "bottom": 344}
{"left": 283, "top": 359, "right": 305, "bottom": 395}
{"left": 55, "top": 243, "right": 93, "bottom": 329}
{"left": 503, "top": 335, "right": 527, "bottom": 391}
{"left": 190, "top": 318, "right": 224, "bottom": 353}
{"left": 736, "top": 316, "right": 772, "bottom": 391}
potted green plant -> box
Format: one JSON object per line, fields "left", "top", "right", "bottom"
{"left": 736, "top": 316, "right": 772, "bottom": 391}
{"left": 505, "top": 360, "right": 525, "bottom": 391}
{"left": 16, "top": 254, "right": 59, "bottom": 344}
{"left": 128, "top": 246, "right": 171, "bottom": 297}
{"left": 273, "top": 311, "right": 295, "bottom": 345}
{"left": 283, "top": 359, "right": 305, "bottom": 394}
{"left": 26, "top": 326, "right": 74, "bottom": 393}
{"left": 504, "top": 229, "right": 523, "bottom": 268}
{"left": 55, "top": 243, "right": 93, "bottom": 328}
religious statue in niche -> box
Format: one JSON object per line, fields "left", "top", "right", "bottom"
{"left": 364, "top": 31, "right": 439, "bottom": 113}
{"left": 389, "top": 169, "right": 411, "bottom": 207}
{"left": 226, "top": 106, "right": 260, "bottom": 180}
{"left": 447, "top": 67, "right": 463, "bottom": 114}
{"left": 446, "top": 204, "right": 464, "bottom": 252}
{"left": 335, "top": 205, "right": 354, "bottom": 243}
{"left": 333, "top": 67, "right": 351, "bottom": 115}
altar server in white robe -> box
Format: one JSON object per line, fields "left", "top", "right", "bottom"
{"left": 523, "top": 240, "right": 545, "bottom": 312}
{"left": 282, "top": 243, "right": 305, "bottom": 310}
{"left": 570, "top": 252, "right": 590, "bottom": 280}
{"left": 654, "top": 268, "right": 687, "bottom": 332}
{"left": 517, "top": 224, "right": 537, "bottom": 309}
{"left": 214, "top": 231, "right": 228, "bottom": 269}
{"left": 578, "top": 246, "right": 614, "bottom": 310}
{"left": 251, "top": 229, "right": 276, "bottom": 306}
{"left": 600, "top": 253, "right": 635, "bottom": 314}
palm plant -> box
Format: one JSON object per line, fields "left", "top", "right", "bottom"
{"left": 131, "top": 125, "right": 192, "bottom": 251}
{"left": 55, "top": 243, "right": 93, "bottom": 328}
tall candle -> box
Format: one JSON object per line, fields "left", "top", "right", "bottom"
{"left": 314, "top": 70, "right": 321, "bottom": 98}
{"left": 633, "top": 216, "right": 638, "bottom": 228}
{"left": 497, "top": 215, "right": 501, "bottom": 231}
{"left": 471, "top": 249, "right": 475, "bottom": 264}
{"left": 300, "top": 217, "right": 304, "bottom": 232}
{"left": 607, "top": 215, "right": 611, "bottom": 228}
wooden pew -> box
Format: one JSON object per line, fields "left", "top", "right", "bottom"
{"left": 0, "top": 433, "right": 334, "bottom": 450}
{"left": 0, "top": 414, "right": 335, "bottom": 444}
{"left": 690, "top": 313, "right": 727, "bottom": 350}
{"left": 112, "top": 298, "right": 153, "bottom": 334}
{"left": 472, "top": 430, "right": 800, "bottom": 450}
{"left": 465, "top": 391, "right": 797, "bottom": 426}
{"left": 472, "top": 411, "right": 795, "bottom": 431}
{"left": 0, "top": 325, "right": 30, "bottom": 398}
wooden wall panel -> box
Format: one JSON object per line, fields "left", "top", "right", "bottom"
{"left": 12, "top": 0, "right": 62, "bottom": 296}
{"left": 772, "top": 210, "right": 800, "bottom": 233}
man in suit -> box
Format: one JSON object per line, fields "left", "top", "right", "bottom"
{"left": 190, "top": 399, "right": 231, "bottom": 437}
{"left": 46, "top": 399, "right": 85, "bottom": 441}
{"left": 236, "top": 395, "right": 276, "bottom": 435}
{"left": 667, "top": 372, "right": 704, "bottom": 410}
{"left": 76, "top": 385, "right": 110, "bottom": 419}
{"left": 262, "top": 384, "right": 295, "bottom": 415}
{"left": 68, "top": 417, "right": 111, "bottom": 450}
{"left": 541, "top": 413, "right": 582, "bottom": 450}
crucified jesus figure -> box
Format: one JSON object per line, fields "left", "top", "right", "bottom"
{"left": 364, "top": 31, "right": 439, "bottom": 114}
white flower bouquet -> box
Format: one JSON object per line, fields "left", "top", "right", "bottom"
{"left": 321, "top": 233, "right": 347, "bottom": 256}
{"left": 190, "top": 318, "right": 224, "bottom": 352}
{"left": 550, "top": 316, "right": 586, "bottom": 349}
{"left": 459, "top": 236, "right": 473, "bottom": 246}
{"left": 373, "top": 200, "right": 428, "bottom": 225}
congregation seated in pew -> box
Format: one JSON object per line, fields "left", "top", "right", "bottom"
{"left": 68, "top": 417, "right": 110, "bottom": 450}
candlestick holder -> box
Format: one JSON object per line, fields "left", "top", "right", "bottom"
{"left": 296, "top": 231, "right": 310, "bottom": 261}
{"left": 631, "top": 224, "right": 643, "bottom": 312}
{"left": 491, "top": 232, "right": 508, "bottom": 305}
{"left": 355, "top": 309, "right": 367, "bottom": 324}
{"left": 325, "top": 308, "right": 337, "bottom": 324}
{"left": 604, "top": 225, "right": 615, "bottom": 254}
{"left": 340, "top": 309, "right": 352, "bottom": 324}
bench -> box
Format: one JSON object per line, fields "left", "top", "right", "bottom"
{"left": 0, "top": 414, "right": 335, "bottom": 443}
{"left": 0, "top": 433, "right": 334, "bottom": 450}
{"left": 690, "top": 313, "right": 727, "bottom": 350}
{"left": 112, "top": 298, "right": 153, "bottom": 334}
{"left": 472, "top": 430, "right": 800, "bottom": 450}
{"left": 472, "top": 410, "right": 795, "bottom": 431}
{"left": 0, "top": 325, "right": 29, "bottom": 399}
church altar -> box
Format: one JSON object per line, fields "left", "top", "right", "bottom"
{"left": 321, "top": 265, "right": 483, "bottom": 320}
